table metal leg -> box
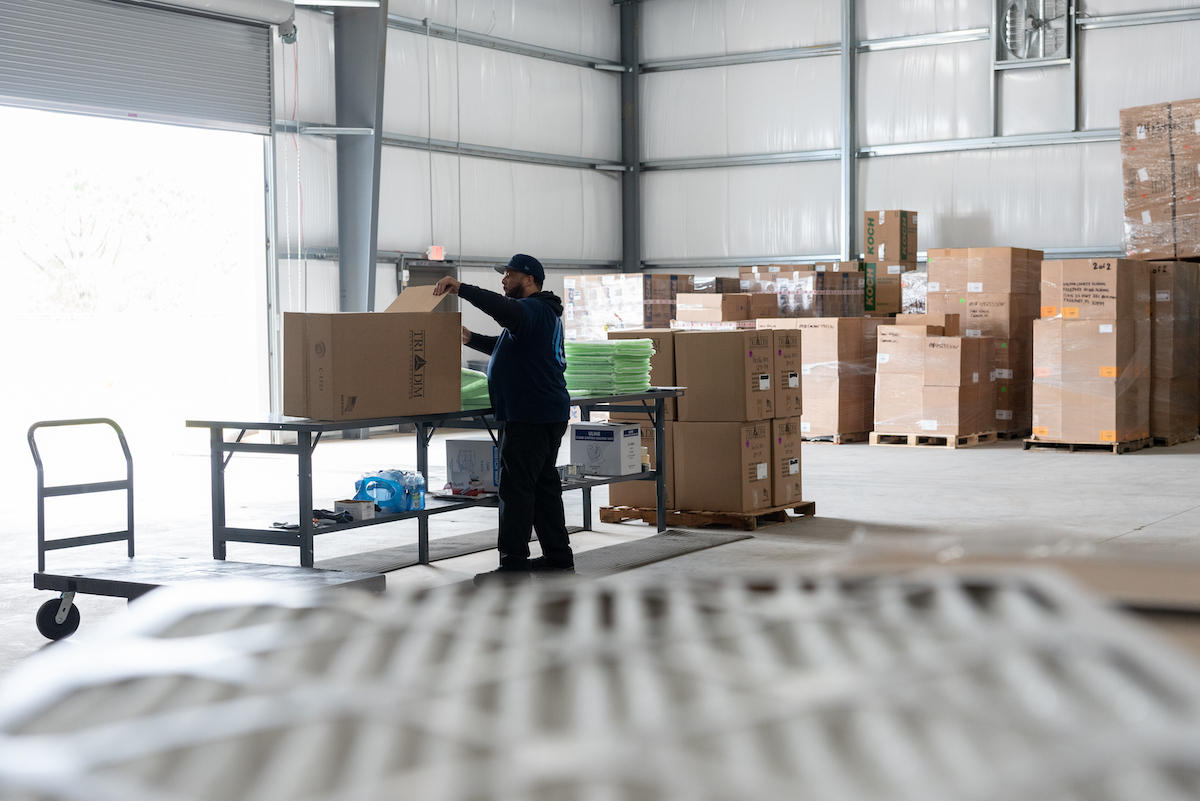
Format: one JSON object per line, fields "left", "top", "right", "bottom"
{"left": 580, "top": 405, "right": 592, "bottom": 531}
{"left": 416, "top": 422, "right": 430, "bottom": 564}
{"left": 210, "top": 427, "right": 227, "bottom": 560}
{"left": 654, "top": 398, "right": 667, "bottom": 533}
{"left": 298, "top": 431, "right": 314, "bottom": 568}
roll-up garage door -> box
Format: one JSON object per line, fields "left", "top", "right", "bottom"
{"left": 0, "top": 0, "right": 272, "bottom": 134}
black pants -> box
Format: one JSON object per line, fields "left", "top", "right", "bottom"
{"left": 496, "top": 421, "right": 573, "bottom": 568}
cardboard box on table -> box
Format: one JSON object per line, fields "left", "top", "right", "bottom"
{"left": 1148, "top": 262, "right": 1200, "bottom": 440}
{"left": 673, "top": 421, "right": 772, "bottom": 513}
{"left": 607, "top": 328, "right": 679, "bottom": 421}
{"left": 675, "top": 293, "right": 749, "bottom": 322}
{"left": 759, "top": 318, "right": 880, "bottom": 437}
{"left": 446, "top": 437, "right": 499, "bottom": 493}
{"left": 675, "top": 330, "right": 776, "bottom": 421}
{"left": 569, "top": 422, "right": 642, "bottom": 477}
{"left": 608, "top": 422, "right": 675, "bottom": 509}
{"left": 771, "top": 417, "right": 803, "bottom": 507}
{"left": 283, "top": 286, "right": 461, "bottom": 421}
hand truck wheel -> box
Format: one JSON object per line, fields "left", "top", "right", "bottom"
{"left": 36, "top": 594, "right": 80, "bottom": 641}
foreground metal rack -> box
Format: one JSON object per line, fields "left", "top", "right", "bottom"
{"left": 4, "top": 570, "right": 1200, "bottom": 801}
{"left": 186, "top": 388, "right": 683, "bottom": 568}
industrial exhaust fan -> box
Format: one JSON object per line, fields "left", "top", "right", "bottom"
{"left": 996, "top": 0, "right": 1072, "bottom": 65}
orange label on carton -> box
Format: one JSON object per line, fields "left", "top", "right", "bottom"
{"left": 1062, "top": 307, "right": 1080, "bottom": 319}
{"left": 1033, "top": 367, "right": 1051, "bottom": 377}
{"left": 1041, "top": 306, "right": 1058, "bottom": 318}
{"left": 1100, "top": 431, "right": 1117, "bottom": 442}
{"left": 1099, "top": 366, "right": 1118, "bottom": 378}
{"left": 1032, "top": 427, "right": 1049, "bottom": 437}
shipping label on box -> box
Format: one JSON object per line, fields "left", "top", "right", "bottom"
{"left": 570, "top": 422, "right": 642, "bottom": 477}
{"left": 445, "top": 437, "right": 500, "bottom": 493}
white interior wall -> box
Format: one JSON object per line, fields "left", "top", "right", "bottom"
{"left": 640, "top": 0, "right": 841, "bottom": 61}
{"left": 640, "top": 0, "right": 1200, "bottom": 263}
{"left": 387, "top": 0, "right": 620, "bottom": 62}
{"left": 641, "top": 57, "right": 840, "bottom": 160}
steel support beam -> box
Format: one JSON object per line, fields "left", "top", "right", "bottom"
{"left": 840, "top": 0, "right": 856, "bottom": 262}
{"left": 642, "top": 149, "right": 839, "bottom": 171}
{"left": 333, "top": 1, "right": 388, "bottom": 312}
{"left": 641, "top": 43, "right": 839, "bottom": 73}
{"left": 1078, "top": 8, "right": 1200, "bottom": 30}
{"left": 620, "top": 1, "right": 641, "bottom": 273}
{"left": 859, "top": 129, "right": 1118, "bottom": 159}
{"left": 387, "top": 13, "right": 622, "bottom": 70}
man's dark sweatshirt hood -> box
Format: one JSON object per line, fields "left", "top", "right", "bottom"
{"left": 459, "top": 283, "right": 569, "bottom": 424}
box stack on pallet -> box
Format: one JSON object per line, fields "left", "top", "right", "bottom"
{"left": 1120, "top": 99, "right": 1200, "bottom": 261}
{"left": 926, "top": 248, "right": 1043, "bottom": 439}
{"left": 759, "top": 318, "right": 881, "bottom": 443}
{"left": 604, "top": 329, "right": 812, "bottom": 528}
{"left": 871, "top": 315, "right": 998, "bottom": 448}
{"left": 606, "top": 328, "right": 679, "bottom": 510}
{"left": 1149, "top": 262, "right": 1200, "bottom": 445}
{"left": 1030, "top": 259, "right": 1152, "bottom": 453}
{"left": 861, "top": 210, "right": 920, "bottom": 318}
{"left": 563, "top": 274, "right": 693, "bottom": 341}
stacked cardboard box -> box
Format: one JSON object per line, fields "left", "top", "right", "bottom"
{"left": 926, "top": 248, "right": 1043, "bottom": 436}
{"left": 692, "top": 277, "right": 750, "bottom": 293}
{"left": 738, "top": 267, "right": 866, "bottom": 318}
{"left": 1120, "top": 99, "right": 1200, "bottom": 260}
{"left": 864, "top": 210, "right": 919, "bottom": 265}
{"left": 563, "top": 274, "right": 693, "bottom": 341}
{"left": 606, "top": 328, "right": 678, "bottom": 509}
{"left": 1032, "top": 259, "right": 1151, "bottom": 444}
{"left": 1148, "top": 262, "right": 1199, "bottom": 442}
{"left": 874, "top": 324, "right": 997, "bottom": 437}
{"left": 759, "top": 318, "right": 881, "bottom": 438}
{"left": 672, "top": 330, "right": 795, "bottom": 513}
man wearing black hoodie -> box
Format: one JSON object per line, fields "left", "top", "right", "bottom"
{"left": 433, "top": 254, "right": 574, "bottom": 582}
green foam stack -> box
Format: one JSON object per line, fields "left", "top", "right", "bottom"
{"left": 565, "top": 339, "right": 655, "bottom": 397}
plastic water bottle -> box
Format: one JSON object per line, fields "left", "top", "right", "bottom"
{"left": 405, "top": 472, "right": 426, "bottom": 511}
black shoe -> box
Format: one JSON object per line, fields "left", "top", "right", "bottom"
{"left": 473, "top": 565, "right": 531, "bottom": 586}
{"left": 528, "top": 556, "right": 575, "bottom": 573}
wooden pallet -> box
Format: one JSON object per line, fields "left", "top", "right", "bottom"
{"left": 1153, "top": 433, "right": 1198, "bottom": 448}
{"left": 599, "top": 501, "right": 817, "bottom": 532}
{"left": 869, "top": 431, "right": 998, "bottom": 449}
{"left": 800, "top": 431, "right": 870, "bottom": 444}
{"left": 1022, "top": 437, "right": 1152, "bottom": 455}
{"left": 997, "top": 429, "right": 1033, "bottom": 441}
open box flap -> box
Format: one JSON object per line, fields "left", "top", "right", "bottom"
{"left": 384, "top": 285, "right": 452, "bottom": 313}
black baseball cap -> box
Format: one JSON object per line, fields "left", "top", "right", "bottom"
{"left": 495, "top": 253, "right": 544, "bottom": 284}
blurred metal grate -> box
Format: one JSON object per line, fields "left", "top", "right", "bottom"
{"left": 2, "top": 572, "right": 1200, "bottom": 801}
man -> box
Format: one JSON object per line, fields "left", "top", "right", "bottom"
{"left": 433, "top": 254, "right": 574, "bottom": 582}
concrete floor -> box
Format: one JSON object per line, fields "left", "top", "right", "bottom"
{"left": 4, "top": 429, "right": 1200, "bottom": 674}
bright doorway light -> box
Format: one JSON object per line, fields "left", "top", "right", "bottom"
{"left": 0, "top": 105, "right": 268, "bottom": 463}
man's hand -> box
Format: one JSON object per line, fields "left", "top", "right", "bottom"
{"left": 433, "top": 276, "right": 461, "bottom": 296}
{"left": 461, "top": 326, "right": 472, "bottom": 345}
